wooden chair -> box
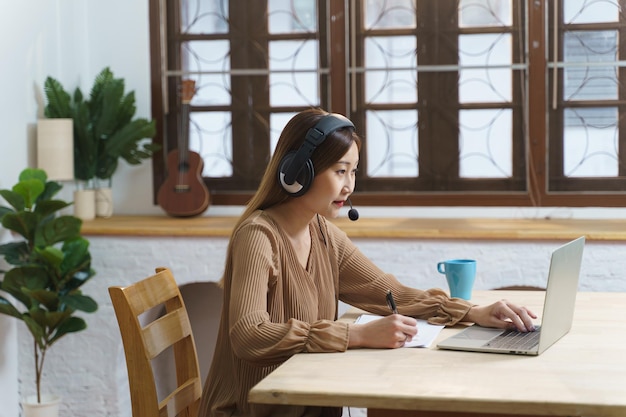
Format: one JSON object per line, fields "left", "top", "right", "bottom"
{"left": 109, "top": 267, "right": 202, "bottom": 417}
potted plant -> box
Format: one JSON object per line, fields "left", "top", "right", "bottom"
{"left": 0, "top": 168, "right": 97, "bottom": 414}
{"left": 43, "top": 67, "right": 159, "bottom": 217}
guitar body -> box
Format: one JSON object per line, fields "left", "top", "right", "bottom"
{"left": 157, "top": 79, "right": 210, "bottom": 217}
{"left": 157, "top": 149, "right": 210, "bottom": 217}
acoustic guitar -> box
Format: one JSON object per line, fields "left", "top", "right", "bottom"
{"left": 157, "top": 79, "right": 210, "bottom": 217}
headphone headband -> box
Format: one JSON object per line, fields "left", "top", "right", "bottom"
{"left": 280, "top": 114, "right": 355, "bottom": 191}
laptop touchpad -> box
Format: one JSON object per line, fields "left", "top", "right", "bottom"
{"left": 452, "top": 326, "right": 503, "bottom": 342}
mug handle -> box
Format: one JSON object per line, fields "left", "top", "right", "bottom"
{"left": 437, "top": 262, "right": 445, "bottom": 274}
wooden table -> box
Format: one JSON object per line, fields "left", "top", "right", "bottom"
{"left": 248, "top": 291, "right": 626, "bottom": 417}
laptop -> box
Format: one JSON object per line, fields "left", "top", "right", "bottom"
{"left": 437, "top": 236, "right": 585, "bottom": 356}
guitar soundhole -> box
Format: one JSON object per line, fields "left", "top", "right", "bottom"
{"left": 177, "top": 162, "right": 190, "bottom": 172}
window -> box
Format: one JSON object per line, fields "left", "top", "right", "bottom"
{"left": 548, "top": 0, "right": 626, "bottom": 200}
{"left": 149, "top": 0, "right": 626, "bottom": 207}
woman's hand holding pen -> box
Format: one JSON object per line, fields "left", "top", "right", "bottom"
{"left": 348, "top": 290, "right": 418, "bottom": 349}
{"left": 348, "top": 314, "right": 418, "bottom": 349}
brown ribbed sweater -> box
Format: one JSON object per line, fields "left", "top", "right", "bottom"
{"left": 199, "top": 211, "right": 472, "bottom": 417}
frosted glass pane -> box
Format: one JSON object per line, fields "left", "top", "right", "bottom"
{"left": 563, "top": 31, "right": 618, "bottom": 101}
{"left": 564, "top": 108, "right": 618, "bottom": 177}
{"left": 190, "top": 112, "right": 233, "bottom": 177}
{"left": 269, "top": 40, "right": 319, "bottom": 106}
{"left": 459, "top": 0, "right": 512, "bottom": 27}
{"left": 183, "top": 41, "right": 231, "bottom": 105}
{"left": 564, "top": 0, "right": 619, "bottom": 24}
{"left": 459, "top": 33, "right": 512, "bottom": 103}
{"left": 365, "top": 0, "right": 416, "bottom": 29}
{"left": 366, "top": 110, "right": 418, "bottom": 177}
{"left": 365, "top": 36, "right": 417, "bottom": 104}
{"left": 459, "top": 109, "right": 512, "bottom": 178}
{"left": 181, "top": 0, "right": 229, "bottom": 34}
{"left": 269, "top": 0, "right": 317, "bottom": 33}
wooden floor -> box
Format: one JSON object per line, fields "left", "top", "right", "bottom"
{"left": 80, "top": 215, "right": 626, "bottom": 241}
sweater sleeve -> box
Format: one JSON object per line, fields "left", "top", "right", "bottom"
{"left": 227, "top": 220, "right": 349, "bottom": 367}
{"left": 325, "top": 220, "right": 473, "bottom": 326}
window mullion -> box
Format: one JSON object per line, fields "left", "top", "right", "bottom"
{"left": 528, "top": 0, "right": 548, "bottom": 204}
{"left": 417, "top": 0, "right": 460, "bottom": 190}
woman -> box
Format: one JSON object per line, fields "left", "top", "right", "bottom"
{"left": 200, "top": 108, "right": 536, "bottom": 417}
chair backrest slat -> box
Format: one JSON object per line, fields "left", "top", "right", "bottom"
{"left": 159, "top": 378, "right": 203, "bottom": 417}
{"left": 143, "top": 308, "right": 193, "bottom": 358}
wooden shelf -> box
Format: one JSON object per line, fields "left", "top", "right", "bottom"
{"left": 79, "top": 215, "right": 626, "bottom": 241}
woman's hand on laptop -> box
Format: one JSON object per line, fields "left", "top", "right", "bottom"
{"left": 464, "top": 301, "right": 537, "bottom": 332}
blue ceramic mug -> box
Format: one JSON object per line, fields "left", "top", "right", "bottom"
{"left": 437, "top": 259, "right": 477, "bottom": 300}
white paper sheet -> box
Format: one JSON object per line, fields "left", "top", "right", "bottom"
{"left": 354, "top": 314, "right": 444, "bottom": 348}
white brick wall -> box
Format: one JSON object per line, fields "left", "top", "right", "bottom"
{"left": 15, "top": 236, "right": 625, "bottom": 417}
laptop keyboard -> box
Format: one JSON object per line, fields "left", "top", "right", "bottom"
{"left": 484, "top": 326, "right": 541, "bottom": 351}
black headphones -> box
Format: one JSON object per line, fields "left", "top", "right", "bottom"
{"left": 278, "top": 113, "right": 355, "bottom": 197}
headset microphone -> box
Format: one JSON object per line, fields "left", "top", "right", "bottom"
{"left": 347, "top": 198, "right": 359, "bottom": 221}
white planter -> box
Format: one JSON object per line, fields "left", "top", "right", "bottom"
{"left": 73, "top": 189, "right": 96, "bottom": 220}
{"left": 95, "top": 187, "right": 113, "bottom": 218}
{"left": 21, "top": 394, "right": 61, "bottom": 417}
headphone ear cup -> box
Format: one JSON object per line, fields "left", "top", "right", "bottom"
{"left": 278, "top": 152, "right": 314, "bottom": 197}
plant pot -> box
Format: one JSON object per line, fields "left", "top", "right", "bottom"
{"left": 73, "top": 189, "right": 96, "bottom": 220}
{"left": 95, "top": 178, "right": 114, "bottom": 218}
{"left": 22, "top": 394, "right": 61, "bottom": 417}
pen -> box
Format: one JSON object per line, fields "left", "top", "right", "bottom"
{"left": 386, "top": 290, "right": 399, "bottom": 314}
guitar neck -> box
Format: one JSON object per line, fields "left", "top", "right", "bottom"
{"left": 179, "top": 103, "right": 191, "bottom": 162}
{"left": 178, "top": 79, "right": 195, "bottom": 162}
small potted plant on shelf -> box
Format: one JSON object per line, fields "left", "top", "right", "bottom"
{"left": 43, "top": 67, "right": 158, "bottom": 218}
{"left": 0, "top": 168, "right": 97, "bottom": 416}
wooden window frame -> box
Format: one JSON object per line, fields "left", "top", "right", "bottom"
{"left": 149, "top": 0, "right": 626, "bottom": 208}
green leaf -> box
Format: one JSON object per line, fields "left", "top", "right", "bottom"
{"left": 49, "top": 316, "right": 87, "bottom": 345}
{"left": 38, "top": 180, "right": 62, "bottom": 203}
{"left": 0, "top": 206, "right": 14, "bottom": 220}
{"left": 0, "top": 296, "right": 22, "bottom": 319}
{"left": 18, "top": 168, "right": 47, "bottom": 183}
{"left": 0, "top": 241, "right": 29, "bottom": 266}
{"left": 94, "top": 78, "right": 125, "bottom": 139}
{"left": 115, "top": 91, "right": 137, "bottom": 127}
{"left": 97, "top": 119, "right": 156, "bottom": 177}
{"left": 59, "top": 239, "right": 94, "bottom": 290}
{"left": 33, "top": 199, "right": 72, "bottom": 220}
{"left": 22, "top": 314, "right": 46, "bottom": 349}
{"left": 25, "top": 288, "right": 60, "bottom": 312}
{"left": 60, "top": 237, "right": 90, "bottom": 268}
{"left": 61, "top": 293, "right": 98, "bottom": 313}
{"left": 73, "top": 99, "right": 97, "bottom": 181}
{"left": 13, "top": 178, "right": 45, "bottom": 209}
{"left": 40, "top": 310, "right": 71, "bottom": 329}
{"left": 2, "top": 211, "right": 38, "bottom": 242}
{"left": 0, "top": 189, "right": 25, "bottom": 212}
{"left": 33, "top": 246, "right": 64, "bottom": 272}
{"left": 43, "top": 77, "right": 72, "bottom": 119}
{"left": 36, "top": 216, "right": 82, "bottom": 247}
{"left": 1, "top": 266, "right": 49, "bottom": 308}
{"left": 64, "top": 268, "right": 96, "bottom": 292}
